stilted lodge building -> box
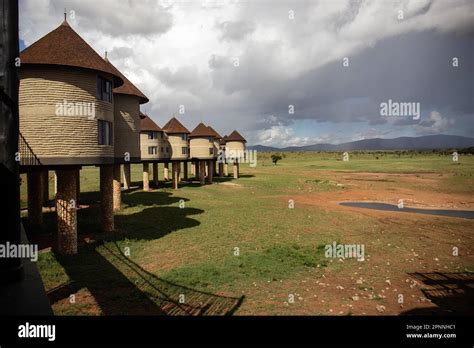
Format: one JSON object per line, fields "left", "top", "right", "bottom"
{"left": 161, "top": 117, "right": 190, "bottom": 160}
{"left": 18, "top": 18, "right": 149, "bottom": 254}
{"left": 106, "top": 58, "right": 149, "bottom": 164}
{"left": 189, "top": 123, "right": 215, "bottom": 184}
{"left": 19, "top": 19, "right": 124, "bottom": 166}
{"left": 140, "top": 113, "right": 168, "bottom": 161}
{"left": 224, "top": 130, "right": 247, "bottom": 179}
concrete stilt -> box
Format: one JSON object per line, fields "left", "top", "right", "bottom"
{"left": 42, "top": 170, "right": 49, "bottom": 206}
{"left": 100, "top": 165, "right": 114, "bottom": 233}
{"left": 172, "top": 162, "right": 179, "bottom": 189}
{"left": 75, "top": 170, "right": 80, "bottom": 203}
{"left": 54, "top": 169, "right": 77, "bottom": 255}
{"left": 199, "top": 161, "right": 206, "bottom": 185}
{"left": 143, "top": 163, "right": 150, "bottom": 191}
{"left": 123, "top": 163, "right": 131, "bottom": 190}
{"left": 224, "top": 162, "right": 229, "bottom": 176}
{"left": 164, "top": 163, "right": 169, "bottom": 180}
{"left": 153, "top": 163, "right": 159, "bottom": 187}
{"left": 177, "top": 162, "right": 181, "bottom": 183}
{"left": 113, "top": 164, "right": 121, "bottom": 211}
{"left": 183, "top": 162, "right": 188, "bottom": 180}
{"left": 205, "top": 162, "right": 209, "bottom": 177}
{"left": 191, "top": 163, "right": 196, "bottom": 176}
{"left": 195, "top": 162, "right": 200, "bottom": 179}
{"left": 206, "top": 160, "right": 213, "bottom": 183}
{"left": 54, "top": 172, "right": 58, "bottom": 196}
{"left": 27, "top": 171, "right": 43, "bottom": 227}
{"left": 233, "top": 160, "right": 239, "bottom": 179}
{"left": 218, "top": 162, "right": 224, "bottom": 177}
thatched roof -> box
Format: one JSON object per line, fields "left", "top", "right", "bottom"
{"left": 207, "top": 126, "right": 222, "bottom": 139}
{"left": 189, "top": 123, "right": 214, "bottom": 138}
{"left": 226, "top": 130, "right": 247, "bottom": 143}
{"left": 140, "top": 114, "right": 162, "bottom": 132}
{"left": 20, "top": 20, "right": 123, "bottom": 87}
{"left": 162, "top": 117, "right": 190, "bottom": 134}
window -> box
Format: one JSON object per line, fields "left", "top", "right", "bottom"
{"left": 209, "top": 148, "right": 214, "bottom": 155}
{"left": 182, "top": 147, "right": 188, "bottom": 155}
{"left": 148, "top": 131, "right": 157, "bottom": 139}
{"left": 148, "top": 146, "right": 158, "bottom": 155}
{"left": 97, "top": 76, "right": 112, "bottom": 103}
{"left": 98, "top": 120, "right": 113, "bottom": 145}
{"left": 166, "top": 147, "right": 169, "bottom": 153}
{"left": 208, "top": 136, "right": 213, "bottom": 143}
{"left": 181, "top": 134, "right": 188, "bottom": 141}
{"left": 160, "top": 147, "right": 164, "bottom": 153}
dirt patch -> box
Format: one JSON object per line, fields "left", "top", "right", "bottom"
{"left": 254, "top": 170, "right": 474, "bottom": 315}
{"left": 219, "top": 182, "right": 243, "bottom": 188}
{"left": 293, "top": 170, "right": 473, "bottom": 211}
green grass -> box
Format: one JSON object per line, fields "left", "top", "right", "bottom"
{"left": 28, "top": 151, "right": 474, "bottom": 315}
{"left": 161, "top": 244, "right": 328, "bottom": 290}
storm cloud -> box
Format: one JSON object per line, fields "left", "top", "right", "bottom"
{"left": 19, "top": 0, "right": 474, "bottom": 146}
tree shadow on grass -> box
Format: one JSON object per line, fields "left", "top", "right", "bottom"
{"left": 33, "top": 190, "right": 191, "bottom": 236}
{"left": 400, "top": 272, "right": 474, "bottom": 315}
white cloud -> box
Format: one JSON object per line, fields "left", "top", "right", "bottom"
{"left": 417, "top": 110, "right": 455, "bottom": 134}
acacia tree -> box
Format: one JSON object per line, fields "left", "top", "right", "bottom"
{"left": 271, "top": 154, "right": 282, "bottom": 165}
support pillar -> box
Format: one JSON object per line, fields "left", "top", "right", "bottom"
{"left": 100, "top": 165, "right": 114, "bottom": 232}
{"left": 233, "top": 160, "right": 239, "bottom": 179}
{"left": 54, "top": 172, "right": 58, "bottom": 196}
{"left": 195, "top": 162, "right": 200, "bottom": 179}
{"left": 183, "top": 162, "right": 188, "bottom": 180}
{"left": 218, "top": 162, "right": 224, "bottom": 177}
{"left": 143, "top": 163, "right": 150, "bottom": 191}
{"left": 153, "top": 163, "right": 159, "bottom": 187}
{"left": 164, "top": 163, "right": 169, "bottom": 180}
{"left": 27, "top": 171, "right": 43, "bottom": 227}
{"left": 54, "top": 169, "right": 77, "bottom": 255}
{"left": 199, "top": 161, "right": 206, "bottom": 185}
{"left": 172, "top": 162, "right": 179, "bottom": 190}
{"left": 191, "top": 163, "right": 196, "bottom": 176}
{"left": 177, "top": 162, "right": 181, "bottom": 183}
{"left": 113, "top": 164, "right": 121, "bottom": 211}
{"left": 123, "top": 163, "right": 131, "bottom": 190}
{"left": 224, "top": 162, "right": 229, "bottom": 176}
{"left": 42, "top": 170, "right": 49, "bottom": 206}
{"left": 206, "top": 160, "right": 213, "bottom": 183}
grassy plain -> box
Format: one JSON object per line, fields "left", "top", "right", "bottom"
{"left": 22, "top": 152, "right": 474, "bottom": 315}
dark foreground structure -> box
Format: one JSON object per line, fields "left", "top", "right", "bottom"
{"left": 0, "top": 0, "right": 52, "bottom": 314}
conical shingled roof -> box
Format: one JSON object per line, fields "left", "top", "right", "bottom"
{"left": 207, "top": 126, "right": 222, "bottom": 139}
{"left": 20, "top": 20, "right": 123, "bottom": 87}
{"left": 162, "top": 117, "right": 190, "bottom": 134}
{"left": 140, "top": 114, "right": 162, "bottom": 132}
{"left": 226, "top": 130, "right": 247, "bottom": 143}
{"left": 190, "top": 123, "right": 214, "bottom": 138}
{"left": 106, "top": 58, "right": 149, "bottom": 104}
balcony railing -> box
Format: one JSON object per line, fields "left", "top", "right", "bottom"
{"left": 19, "top": 132, "right": 41, "bottom": 166}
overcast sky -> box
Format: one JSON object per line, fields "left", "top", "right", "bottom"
{"left": 19, "top": 0, "right": 474, "bottom": 147}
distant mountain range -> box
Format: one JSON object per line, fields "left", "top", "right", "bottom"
{"left": 248, "top": 135, "right": 474, "bottom": 152}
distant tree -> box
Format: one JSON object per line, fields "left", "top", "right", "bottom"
{"left": 271, "top": 154, "right": 282, "bottom": 165}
